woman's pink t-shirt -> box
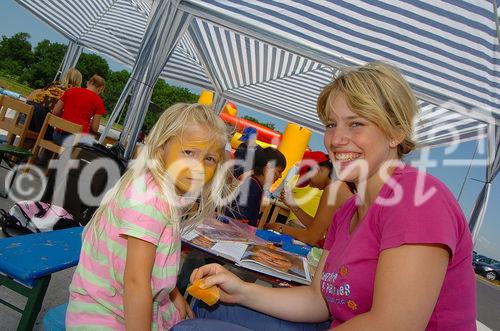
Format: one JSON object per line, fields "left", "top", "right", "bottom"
{"left": 321, "top": 165, "right": 476, "bottom": 330}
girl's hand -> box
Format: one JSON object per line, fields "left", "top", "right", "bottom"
{"left": 190, "top": 263, "right": 247, "bottom": 304}
{"left": 170, "top": 288, "right": 195, "bottom": 319}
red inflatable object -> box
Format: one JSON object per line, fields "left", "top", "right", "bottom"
{"left": 220, "top": 112, "right": 281, "bottom": 144}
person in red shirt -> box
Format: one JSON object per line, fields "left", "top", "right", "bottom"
{"left": 52, "top": 74, "right": 106, "bottom": 145}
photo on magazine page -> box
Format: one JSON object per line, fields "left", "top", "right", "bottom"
{"left": 190, "top": 234, "right": 216, "bottom": 249}
{"left": 240, "top": 244, "right": 308, "bottom": 279}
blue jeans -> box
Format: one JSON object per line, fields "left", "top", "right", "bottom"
{"left": 171, "top": 300, "right": 331, "bottom": 331}
{"left": 53, "top": 131, "right": 95, "bottom": 146}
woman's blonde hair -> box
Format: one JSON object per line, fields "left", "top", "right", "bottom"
{"left": 86, "top": 103, "right": 234, "bottom": 243}
{"left": 61, "top": 68, "right": 82, "bottom": 89}
{"left": 317, "top": 61, "right": 419, "bottom": 157}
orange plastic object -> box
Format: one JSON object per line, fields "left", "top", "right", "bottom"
{"left": 187, "top": 279, "right": 220, "bottom": 306}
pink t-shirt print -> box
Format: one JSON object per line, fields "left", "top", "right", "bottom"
{"left": 321, "top": 165, "right": 476, "bottom": 330}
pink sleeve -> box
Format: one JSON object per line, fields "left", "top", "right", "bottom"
{"left": 377, "top": 173, "right": 463, "bottom": 259}
{"left": 115, "top": 196, "right": 168, "bottom": 246}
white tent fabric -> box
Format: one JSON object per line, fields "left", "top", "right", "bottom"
{"left": 97, "top": 0, "right": 192, "bottom": 158}
{"left": 15, "top": 0, "right": 500, "bottom": 141}
{"left": 14, "top": 0, "right": 500, "bottom": 239}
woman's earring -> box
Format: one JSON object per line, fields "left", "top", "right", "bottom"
{"left": 390, "top": 140, "right": 397, "bottom": 147}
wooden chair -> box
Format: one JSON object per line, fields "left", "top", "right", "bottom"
{"left": 26, "top": 113, "right": 83, "bottom": 168}
{"left": 0, "top": 95, "right": 37, "bottom": 148}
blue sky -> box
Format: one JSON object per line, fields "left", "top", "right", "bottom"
{"left": 2, "top": 0, "right": 499, "bottom": 259}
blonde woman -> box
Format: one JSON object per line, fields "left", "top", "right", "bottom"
{"left": 181, "top": 62, "right": 476, "bottom": 331}
{"left": 66, "top": 104, "right": 234, "bottom": 330}
{"left": 27, "top": 68, "right": 82, "bottom": 134}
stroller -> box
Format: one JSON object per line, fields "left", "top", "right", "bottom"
{"left": 1, "top": 143, "right": 127, "bottom": 236}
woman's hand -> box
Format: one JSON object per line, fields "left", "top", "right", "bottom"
{"left": 280, "top": 187, "right": 296, "bottom": 208}
{"left": 190, "top": 263, "right": 248, "bottom": 304}
{"left": 170, "top": 288, "right": 194, "bottom": 319}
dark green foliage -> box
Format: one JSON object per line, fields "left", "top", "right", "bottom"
{"left": 0, "top": 33, "right": 34, "bottom": 76}
{"left": 20, "top": 39, "right": 66, "bottom": 88}
{"left": 101, "top": 70, "right": 130, "bottom": 116}
{"left": 76, "top": 53, "right": 110, "bottom": 82}
{"left": 242, "top": 115, "right": 276, "bottom": 131}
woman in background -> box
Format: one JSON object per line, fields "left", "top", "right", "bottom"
{"left": 27, "top": 68, "right": 82, "bottom": 135}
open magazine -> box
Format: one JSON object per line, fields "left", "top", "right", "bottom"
{"left": 237, "top": 244, "right": 310, "bottom": 283}
{"left": 182, "top": 221, "right": 311, "bottom": 285}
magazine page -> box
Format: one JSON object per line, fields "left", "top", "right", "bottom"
{"left": 182, "top": 231, "right": 249, "bottom": 261}
{"left": 238, "top": 244, "right": 311, "bottom": 284}
{"left": 195, "top": 227, "right": 250, "bottom": 243}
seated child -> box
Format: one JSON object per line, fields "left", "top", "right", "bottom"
{"left": 233, "top": 127, "right": 262, "bottom": 179}
{"left": 65, "top": 103, "right": 232, "bottom": 330}
{"left": 225, "top": 147, "right": 286, "bottom": 226}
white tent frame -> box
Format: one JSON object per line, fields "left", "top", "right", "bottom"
{"left": 14, "top": 0, "right": 500, "bottom": 242}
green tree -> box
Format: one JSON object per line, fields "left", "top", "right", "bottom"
{"left": 76, "top": 53, "right": 110, "bottom": 82}
{"left": 101, "top": 70, "right": 130, "bottom": 117}
{"left": 0, "top": 32, "right": 34, "bottom": 76}
{"left": 242, "top": 115, "right": 276, "bottom": 131}
{"left": 20, "top": 39, "right": 67, "bottom": 88}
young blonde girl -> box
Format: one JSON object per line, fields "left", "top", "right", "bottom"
{"left": 66, "top": 103, "right": 232, "bottom": 330}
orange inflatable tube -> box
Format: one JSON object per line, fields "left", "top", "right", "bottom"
{"left": 220, "top": 112, "right": 281, "bottom": 144}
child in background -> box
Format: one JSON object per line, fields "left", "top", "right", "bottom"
{"left": 66, "top": 103, "right": 232, "bottom": 330}
{"left": 266, "top": 152, "right": 353, "bottom": 246}
{"left": 225, "top": 147, "right": 286, "bottom": 226}
{"left": 233, "top": 126, "right": 262, "bottom": 179}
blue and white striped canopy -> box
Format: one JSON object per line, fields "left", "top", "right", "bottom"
{"left": 14, "top": 0, "right": 500, "bottom": 147}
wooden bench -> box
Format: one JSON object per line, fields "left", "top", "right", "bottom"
{"left": 0, "top": 227, "right": 83, "bottom": 330}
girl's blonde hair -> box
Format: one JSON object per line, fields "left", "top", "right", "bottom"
{"left": 61, "top": 68, "right": 82, "bottom": 89}
{"left": 317, "top": 61, "right": 419, "bottom": 157}
{"left": 87, "top": 103, "right": 234, "bottom": 242}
